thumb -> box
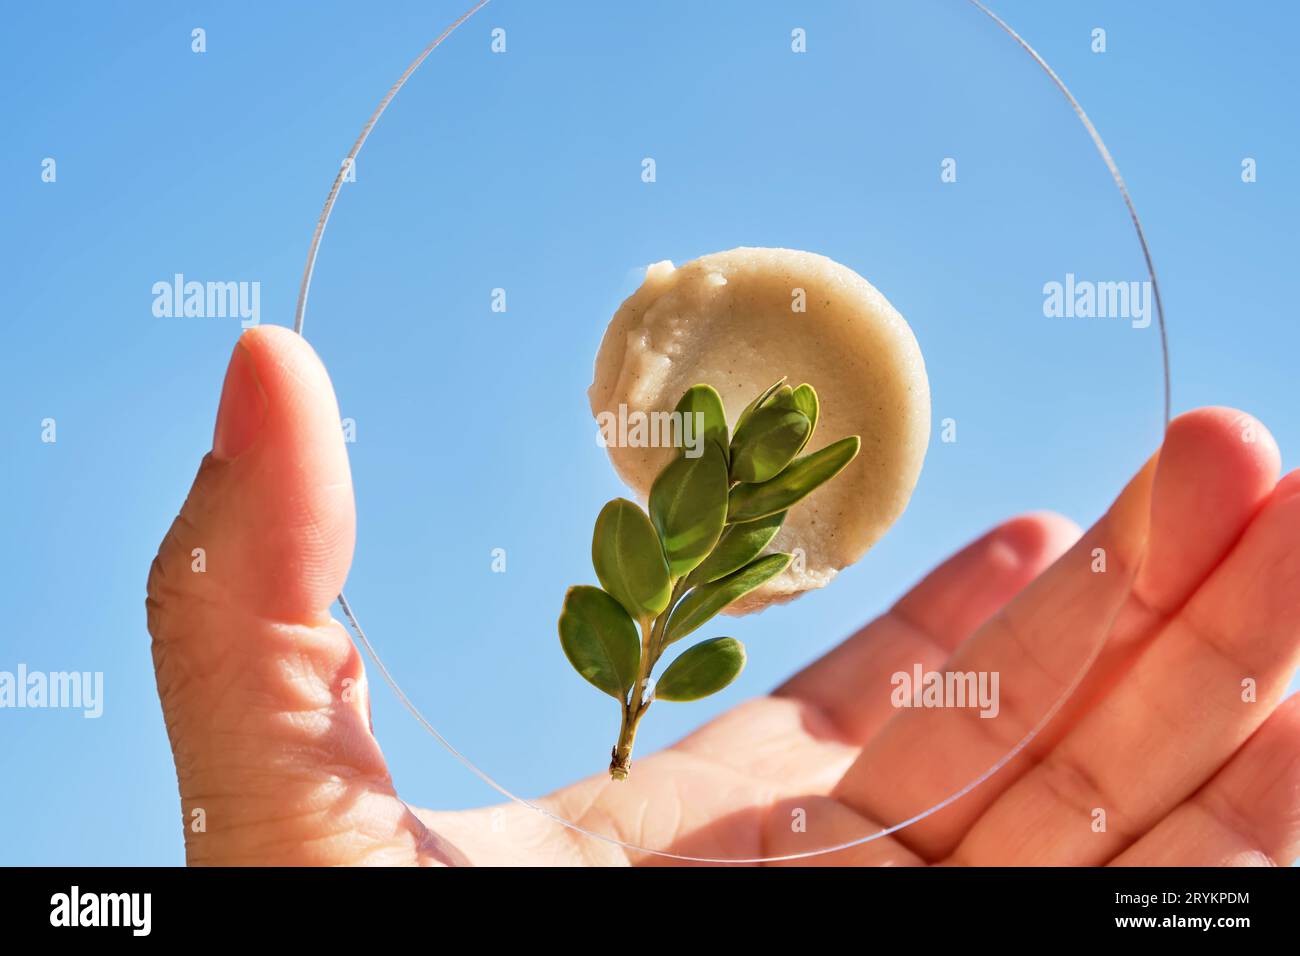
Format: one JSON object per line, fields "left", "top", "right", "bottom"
{"left": 147, "top": 326, "right": 441, "bottom": 865}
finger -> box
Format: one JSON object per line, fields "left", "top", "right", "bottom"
{"left": 147, "top": 327, "right": 445, "bottom": 866}
{"left": 776, "top": 512, "right": 1080, "bottom": 742}
{"left": 951, "top": 470, "right": 1300, "bottom": 865}
{"left": 832, "top": 408, "right": 1281, "bottom": 861}
{"left": 1110, "top": 694, "right": 1300, "bottom": 866}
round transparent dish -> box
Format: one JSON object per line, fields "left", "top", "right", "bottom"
{"left": 292, "top": 0, "right": 1169, "bottom": 863}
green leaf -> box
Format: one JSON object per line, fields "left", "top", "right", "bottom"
{"left": 655, "top": 638, "right": 746, "bottom": 702}
{"left": 558, "top": 586, "right": 641, "bottom": 699}
{"left": 765, "top": 384, "right": 796, "bottom": 411}
{"left": 674, "top": 384, "right": 729, "bottom": 466}
{"left": 729, "top": 405, "right": 811, "bottom": 483}
{"left": 687, "top": 510, "right": 786, "bottom": 585}
{"left": 790, "top": 384, "right": 819, "bottom": 453}
{"left": 649, "top": 441, "right": 729, "bottom": 578}
{"left": 592, "top": 499, "right": 672, "bottom": 618}
{"left": 732, "top": 376, "right": 788, "bottom": 437}
{"left": 726, "top": 436, "right": 861, "bottom": 523}
{"left": 665, "top": 552, "right": 793, "bottom": 645}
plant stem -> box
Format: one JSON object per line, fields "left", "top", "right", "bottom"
{"left": 608, "top": 578, "right": 689, "bottom": 781}
{"left": 649, "top": 577, "right": 688, "bottom": 663}
{"left": 610, "top": 614, "right": 656, "bottom": 780}
{"left": 609, "top": 695, "right": 645, "bottom": 781}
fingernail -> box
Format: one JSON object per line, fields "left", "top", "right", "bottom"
{"left": 212, "top": 337, "right": 266, "bottom": 461}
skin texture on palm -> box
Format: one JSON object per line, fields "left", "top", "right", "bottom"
{"left": 146, "top": 327, "right": 1300, "bottom": 866}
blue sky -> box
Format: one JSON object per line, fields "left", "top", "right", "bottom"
{"left": 1, "top": 0, "right": 1296, "bottom": 864}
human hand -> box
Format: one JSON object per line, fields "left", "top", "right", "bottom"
{"left": 146, "top": 326, "right": 1300, "bottom": 865}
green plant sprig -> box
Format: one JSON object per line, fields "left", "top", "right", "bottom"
{"left": 558, "top": 378, "right": 861, "bottom": 780}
